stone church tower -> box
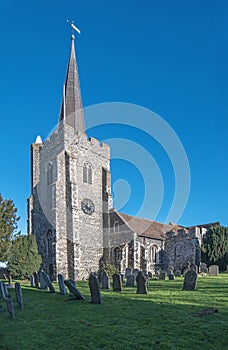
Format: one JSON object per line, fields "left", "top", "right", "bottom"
{"left": 28, "top": 34, "right": 112, "bottom": 280}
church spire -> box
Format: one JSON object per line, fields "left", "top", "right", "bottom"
{"left": 58, "top": 34, "right": 85, "bottom": 133}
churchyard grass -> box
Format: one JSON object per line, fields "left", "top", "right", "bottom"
{"left": 0, "top": 274, "right": 227, "bottom": 350}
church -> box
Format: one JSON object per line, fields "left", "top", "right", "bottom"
{"left": 27, "top": 32, "right": 216, "bottom": 280}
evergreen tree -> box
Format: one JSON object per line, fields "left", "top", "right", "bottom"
{"left": 201, "top": 225, "right": 228, "bottom": 271}
{"left": 0, "top": 193, "right": 20, "bottom": 261}
{"left": 8, "top": 235, "right": 42, "bottom": 279}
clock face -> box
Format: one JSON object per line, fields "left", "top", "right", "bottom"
{"left": 81, "top": 198, "right": 95, "bottom": 215}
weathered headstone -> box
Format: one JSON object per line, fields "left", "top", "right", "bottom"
{"left": 101, "top": 270, "right": 110, "bottom": 289}
{"left": 209, "top": 265, "right": 219, "bottom": 276}
{"left": 125, "top": 267, "right": 133, "bottom": 278}
{"left": 58, "top": 274, "right": 67, "bottom": 294}
{"left": 15, "top": 282, "right": 23, "bottom": 309}
{"left": 89, "top": 274, "right": 102, "bottom": 304}
{"left": 159, "top": 271, "right": 167, "bottom": 280}
{"left": 112, "top": 273, "right": 122, "bottom": 292}
{"left": 64, "top": 280, "right": 85, "bottom": 300}
{"left": 199, "top": 263, "right": 208, "bottom": 274}
{"left": 183, "top": 269, "right": 197, "bottom": 290}
{"left": 0, "top": 281, "right": 7, "bottom": 300}
{"left": 39, "top": 270, "right": 48, "bottom": 290}
{"left": 6, "top": 295, "right": 15, "bottom": 319}
{"left": 33, "top": 272, "right": 39, "bottom": 288}
{"left": 136, "top": 271, "right": 148, "bottom": 294}
{"left": 126, "top": 274, "right": 135, "bottom": 287}
{"left": 30, "top": 274, "right": 35, "bottom": 287}
{"left": 132, "top": 269, "right": 139, "bottom": 279}
{"left": 41, "top": 271, "right": 55, "bottom": 293}
{"left": 168, "top": 273, "right": 175, "bottom": 281}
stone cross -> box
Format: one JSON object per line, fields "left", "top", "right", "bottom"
{"left": 89, "top": 274, "right": 102, "bottom": 304}
{"left": 136, "top": 271, "right": 148, "bottom": 294}
{"left": 15, "top": 282, "right": 24, "bottom": 309}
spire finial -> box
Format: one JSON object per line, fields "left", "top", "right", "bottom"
{"left": 67, "top": 19, "right": 81, "bottom": 39}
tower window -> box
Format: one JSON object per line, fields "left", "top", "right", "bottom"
{"left": 83, "top": 162, "right": 93, "bottom": 184}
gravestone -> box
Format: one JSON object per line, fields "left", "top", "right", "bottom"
{"left": 199, "top": 263, "right": 208, "bottom": 274}
{"left": 159, "top": 271, "right": 167, "bottom": 280}
{"left": 89, "top": 274, "right": 102, "bottom": 304}
{"left": 112, "top": 273, "right": 122, "bottom": 292}
{"left": 101, "top": 270, "right": 110, "bottom": 289}
{"left": 126, "top": 274, "right": 135, "bottom": 287}
{"left": 209, "top": 265, "right": 219, "bottom": 276}
{"left": 133, "top": 269, "right": 139, "bottom": 279}
{"left": 136, "top": 271, "right": 148, "bottom": 294}
{"left": 58, "top": 274, "right": 67, "bottom": 295}
{"left": 67, "top": 279, "right": 76, "bottom": 297}
{"left": 39, "top": 270, "right": 48, "bottom": 290}
{"left": 125, "top": 267, "right": 133, "bottom": 278}
{"left": 64, "top": 280, "right": 85, "bottom": 300}
{"left": 183, "top": 269, "right": 197, "bottom": 290}
{"left": 0, "top": 281, "right": 7, "bottom": 300}
{"left": 174, "top": 270, "right": 181, "bottom": 277}
{"left": 30, "top": 275, "right": 35, "bottom": 287}
{"left": 6, "top": 295, "right": 15, "bottom": 319}
{"left": 33, "top": 272, "right": 39, "bottom": 288}
{"left": 168, "top": 273, "right": 175, "bottom": 281}
{"left": 41, "top": 271, "right": 55, "bottom": 293}
{"left": 15, "top": 282, "right": 23, "bottom": 309}
{"left": 2, "top": 282, "right": 9, "bottom": 298}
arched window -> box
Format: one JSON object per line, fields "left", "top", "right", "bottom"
{"left": 47, "top": 163, "right": 53, "bottom": 185}
{"left": 150, "top": 245, "right": 159, "bottom": 263}
{"left": 83, "top": 162, "right": 93, "bottom": 184}
{"left": 114, "top": 221, "right": 119, "bottom": 233}
{"left": 46, "top": 229, "right": 53, "bottom": 258}
{"left": 114, "top": 247, "right": 122, "bottom": 263}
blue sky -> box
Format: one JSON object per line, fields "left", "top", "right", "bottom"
{"left": 0, "top": 0, "right": 227, "bottom": 233}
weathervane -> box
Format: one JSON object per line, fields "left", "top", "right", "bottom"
{"left": 67, "top": 19, "right": 81, "bottom": 37}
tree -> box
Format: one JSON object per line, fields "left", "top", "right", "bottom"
{"left": 201, "top": 225, "right": 228, "bottom": 271}
{"left": 7, "top": 235, "right": 42, "bottom": 279}
{"left": 0, "top": 193, "right": 20, "bottom": 261}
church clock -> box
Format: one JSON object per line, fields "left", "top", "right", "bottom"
{"left": 81, "top": 198, "right": 95, "bottom": 215}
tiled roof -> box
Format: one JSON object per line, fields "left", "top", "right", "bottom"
{"left": 117, "top": 212, "right": 181, "bottom": 240}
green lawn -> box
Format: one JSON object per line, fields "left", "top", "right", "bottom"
{"left": 0, "top": 274, "right": 228, "bottom": 350}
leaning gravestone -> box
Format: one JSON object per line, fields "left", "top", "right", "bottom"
{"left": 15, "top": 282, "right": 23, "bottom": 309}
{"left": 126, "top": 275, "right": 135, "bottom": 287}
{"left": 30, "top": 275, "right": 35, "bottom": 287}
{"left": 58, "top": 274, "right": 67, "bottom": 295}
{"left": 136, "top": 271, "right": 148, "bottom": 294}
{"left": 67, "top": 279, "right": 76, "bottom": 297}
{"left": 6, "top": 295, "right": 15, "bottom": 319}
{"left": 89, "top": 274, "right": 102, "bottom": 304}
{"left": 39, "top": 270, "right": 48, "bottom": 290}
{"left": 112, "top": 273, "right": 122, "bottom": 292}
{"left": 64, "top": 280, "right": 85, "bottom": 300}
{"left": 209, "top": 265, "right": 219, "bottom": 276}
{"left": 125, "top": 267, "right": 133, "bottom": 278}
{"left": 183, "top": 269, "right": 197, "bottom": 290}
{"left": 0, "top": 281, "right": 7, "bottom": 300}
{"left": 33, "top": 272, "right": 39, "bottom": 288}
{"left": 41, "top": 271, "right": 55, "bottom": 293}
{"left": 101, "top": 270, "right": 110, "bottom": 289}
